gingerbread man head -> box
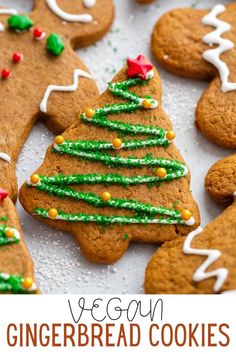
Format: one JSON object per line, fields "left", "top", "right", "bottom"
{"left": 151, "top": 3, "right": 236, "bottom": 149}
{"left": 0, "top": 0, "right": 114, "bottom": 201}
{"left": 145, "top": 154, "right": 236, "bottom": 294}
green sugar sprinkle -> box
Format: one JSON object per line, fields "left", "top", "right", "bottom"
{"left": 34, "top": 208, "right": 184, "bottom": 226}
{"left": 8, "top": 15, "right": 33, "bottom": 31}
{"left": 0, "top": 225, "right": 19, "bottom": 246}
{"left": 47, "top": 33, "right": 65, "bottom": 56}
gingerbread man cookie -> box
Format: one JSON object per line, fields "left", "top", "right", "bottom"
{"left": 19, "top": 55, "right": 200, "bottom": 264}
{"left": 151, "top": 3, "right": 236, "bottom": 149}
{"left": 0, "top": 189, "right": 37, "bottom": 294}
{"left": 0, "top": 0, "right": 114, "bottom": 201}
{"left": 145, "top": 154, "right": 236, "bottom": 294}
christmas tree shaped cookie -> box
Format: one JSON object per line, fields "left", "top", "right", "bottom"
{"left": 0, "top": 0, "right": 114, "bottom": 201}
{"left": 145, "top": 154, "right": 236, "bottom": 294}
{"left": 151, "top": 3, "right": 236, "bottom": 148}
{"left": 0, "top": 189, "right": 37, "bottom": 294}
{"left": 20, "top": 56, "right": 200, "bottom": 264}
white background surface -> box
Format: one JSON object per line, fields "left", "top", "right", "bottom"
{"left": 0, "top": 0, "right": 234, "bottom": 294}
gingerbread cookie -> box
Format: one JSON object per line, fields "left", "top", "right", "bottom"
{"left": 151, "top": 3, "right": 236, "bottom": 149}
{"left": 145, "top": 154, "right": 236, "bottom": 294}
{"left": 0, "top": 0, "right": 114, "bottom": 201}
{"left": 19, "top": 55, "right": 200, "bottom": 264}
{"left": 0, "top": 189, "right": 37, "bottom": 294}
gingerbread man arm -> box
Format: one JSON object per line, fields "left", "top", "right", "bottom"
{"left": 145, "top": 154, "right": 236, "bottom": 294}
{"left": 152, "top": 3, "right": 236, "bottom": 148}
{"left": 0, "top": 192, "right": 38, "bottom": 294}
{"left": 20, "top": 57, "right": 200, "bottom": 264}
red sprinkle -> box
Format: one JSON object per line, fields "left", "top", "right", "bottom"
{"left": 33, "top": 27, "right": 43, "bottom": 39}
{"left": 12, "top": 52, "right": 23, "bottom": 63}
{"left": 0, "top": 188, "right": 8, "bottom": 201}
{"left": 1, "top": 68, "right": 11, "bottom": 79}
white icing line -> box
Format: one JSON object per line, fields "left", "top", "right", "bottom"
{"left": 184, "top": 216, "right": 195, "bottom": 226}
{"left": 202, "top": 4, "right": 236, "bottom": 92}
{"left": 0, "top": 9, "right": 18, "bottom": 15}
{"left": 27, "top": 178, "right": 39, "bottom": 187}
{"left": 183, "top": 226, "right": 229, "bottom": 292}
{"left": 40, "top": 69, "right": 92, "bottom": 113}
{"left": 0, "top": 152, "right": 11, "bottom": 163}
{"left": 0, "top": 273, "right": 9, "bottom": 280}
{"left": 222, "top": 290, "right": 236, "bottom": 294}
{"left": 55, "top": 214, "right": 194, "bottom": 225}
{"left": 0, "top": 8, "right": 18, "bottom": 32}
{"left": 45, "top": 0, "right": 95, "bottom": 23}
{"left": 26, "top": 282, "right": 37, "bottom": 292}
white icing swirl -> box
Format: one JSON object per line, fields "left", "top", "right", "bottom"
{"left": 202, "top": 4, "right": 236, "bottom": 92}
{"left": 183, "top": 226, "right": 229, "bottom": 293}
{"left": 45, "top": 0, "right": 96, "bottom": 23}
{"left": 40, "top": 69, "right": 92, "bottom": 113}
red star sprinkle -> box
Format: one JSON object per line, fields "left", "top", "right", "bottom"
{"left": 0, "top": 189, "right": 8, "bottom": 201}
{"left": 127, "top": 55, "right": 153, "bottom": 80}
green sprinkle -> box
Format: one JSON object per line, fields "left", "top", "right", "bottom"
{"left": 8, "top": 15, "right": 33, "bottom": 31}
{"left": 47, "top": 33, "right": 65, "bottom": 56}
{"left": 123, "top": 234, "right": 129, "bottom": 240}
{"left": 0, "top": 273, "right": 35, "bottom": 294}
{"left": 173, "top": 200, "right": 180, "bottom": 208}
{"left": 0, "top": 224, "right": 20, "bottom": 246}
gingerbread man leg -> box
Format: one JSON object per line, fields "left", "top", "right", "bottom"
{"left": 145, "top": 154, "right": 236, "bottom": 294}
{"left": 151, "top": 3, "right": 236, "bottom": 148}
{"left": 0, "top": 189, "right": 38, "bottom": 294}
{"left": 20, "top": 56, "right": 200, "bottom": 264}
{"left": 0, "top": 1, "right": 114, "bottom": 200}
